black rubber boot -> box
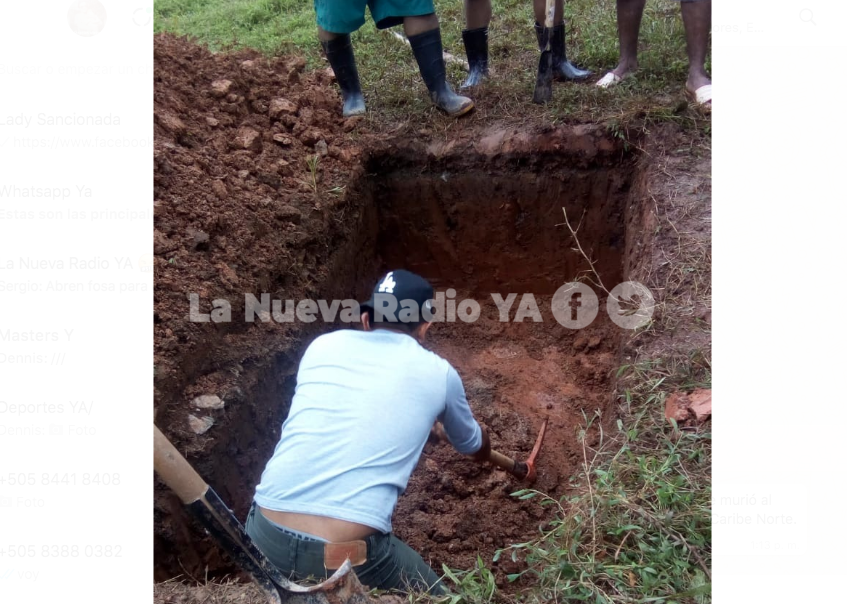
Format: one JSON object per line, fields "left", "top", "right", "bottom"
{"left": 408, "top": 28, "right": 475, "bottom": 117}
{"left": 535, "top": 22, "right": 592, "bottom": 81}
{"left": 320, "top": 35, "right": 366, "bottom": 117}
{"left": 461, "top": 27, "right": 489, "bottom": 89}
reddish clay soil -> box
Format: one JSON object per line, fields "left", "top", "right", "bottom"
{"left": 154, "top": 32, "right": 376, "bottom": 582}
{"left": 395, "top": 297, "right": 619, "bottom": 586}
{"left": 153, "top": 33, "right": 711, "bottom": 604}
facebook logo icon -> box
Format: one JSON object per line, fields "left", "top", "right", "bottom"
{"left": 569, "top": 292, "right": 582, "bottom": 320}
{"left": 552, "top": 283, "right": 599, "bottom": 328}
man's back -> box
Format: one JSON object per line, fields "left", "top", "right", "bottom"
{"left": 254, "top": 327, "right": 480, "bottom": 533}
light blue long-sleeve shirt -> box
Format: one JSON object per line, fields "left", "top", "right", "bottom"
{"left": 253, "top": 328, "right": 483, "bottom": 534}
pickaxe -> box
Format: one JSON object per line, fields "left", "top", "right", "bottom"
{"left": 488, "top": 419, "right": 549, "bottom": 483}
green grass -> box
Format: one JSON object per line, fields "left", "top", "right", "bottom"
{"left": 507, "top": 360, "right": 711, "bottom": 603}
{"left": 155, "top": 0, "right": 711, "bottom": 128}
{"left": 155, "top": 0, "right": 317, "bottom": 55}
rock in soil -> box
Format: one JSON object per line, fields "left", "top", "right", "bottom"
{"left": 269, "top": 97, "right": 298, "bottom": 119}
{"left": 210, "top": 79, "right": 233, "bottom": 98}
{"left": 665, "top": 389, "right": 712, "bottom": 425}
{"left": 233, "top": 127, "right": 262, "bottom": 152}
{"left": 187, "top": 414, "right": 214, "bottom": 435}
{"left": 191, "top": 394, "right": 224, "bottom": 410}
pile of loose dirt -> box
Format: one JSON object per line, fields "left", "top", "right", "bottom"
{"left": 153, "top": 33, "right": 378, "bottom": 580}
{"left": 154, "top": 32, "right": 366, "bottom": 406}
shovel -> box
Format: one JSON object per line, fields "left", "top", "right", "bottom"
{"left": 488, "top": 419, "right": 549, "bottom": 483}
{"left": 153, "top": 425, "right": 367, "bottom": 604}
{"left": 532, "top": 0, "right": 556, "bottom": 104}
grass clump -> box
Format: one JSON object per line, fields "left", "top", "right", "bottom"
{"left": 440, "top": 557, "right": 498, "bottom": 604}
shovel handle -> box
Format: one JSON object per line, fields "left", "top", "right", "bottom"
{"left": 154, "top": 424, "right": 208, "bottom": 504}
{"left": 153, "top": 424, "right": 362, "bottom": 601}
{"left": 544, "top": 0, "right": 555, "bottom": 29}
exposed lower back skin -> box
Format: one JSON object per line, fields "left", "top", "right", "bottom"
{"left": 259, "top": 507, "right": 378, "bottom": 542}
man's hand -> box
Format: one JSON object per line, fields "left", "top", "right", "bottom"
{"left": 470, "top": 425, "right": 491, "bottom": 462}
{"left": 428, "top": 422, "right": 448, "bottom": 444}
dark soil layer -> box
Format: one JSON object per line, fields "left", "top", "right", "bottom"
{"left": 371, "top": 161, "right": 629, "bottom": 294}
{"left": 152, "top": 33, "right": 671, "bottom": 597}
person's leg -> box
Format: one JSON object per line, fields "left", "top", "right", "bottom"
{"left": 461, "top": 0, "right": 492, "bottom": 89}
{"left": 317, "top": 27, "right": 336, "bottom": 42}
{"left": 316, "top": 0, "right": 368, "bottom": 116}
{"left": 320, "top": 31, "right": 366, "bottom": 117}
{"left": 607, "top": 0, "right": 646, "bottom": 80}
{"left": 465, "top": 0, "right": 491, "bottom": 29}
{"left": 355, "top": 533, "right": 447, "bottom": 594}
{"left": 403, "top": 12, "right": 438, "bottom": 36}
{"left": 533, "top": 0, "right": 591, "bottom": 81}
{"left": 680, "top": 0, "right": 711, "bottom": 94}
{"left": 404, "top": 14, "right": 475, "bottom": 117}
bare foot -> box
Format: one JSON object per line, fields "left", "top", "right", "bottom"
{"left": 686, "top": 72, "right": 711, "bottom": 94}
{"left": 611, "top": 58, "right": 638, "bottom": 79}
{"left": 685, "top": 71, "right": 712, "bottom": 105}
{"left": 597, "top": 59, "right": 637, "bottom": 88}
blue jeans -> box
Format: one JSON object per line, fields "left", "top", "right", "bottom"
{"left": 245, "top": 504, "right": 446, "bottom": 594}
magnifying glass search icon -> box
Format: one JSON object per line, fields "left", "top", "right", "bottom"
{"left": 800, "top": 9, "right": 816, "bottom": 25}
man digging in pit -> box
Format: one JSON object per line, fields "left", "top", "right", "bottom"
{"left": 316, "top": 0, "right": 474, "bottom": 117}
{"left": 246, "top": 270, "right": 492, "bottom": 593}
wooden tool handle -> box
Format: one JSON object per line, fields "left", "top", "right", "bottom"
{"left": 544, "top": 0, "right": 555, "bottom": 28}
{"left": 154, "top": 424, "right": 207, "bottom": 504}
{"left": 489, "top": 450, "right": 530, "bottom": 480}
{"left": 488, "top": 450, "right": 517, "bottom": 473}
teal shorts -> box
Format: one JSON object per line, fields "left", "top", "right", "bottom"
{"left": 315, "top": 0, "right": 435, "bottom": 34}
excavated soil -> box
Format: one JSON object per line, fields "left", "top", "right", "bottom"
{"left": 153, "top": 34, "right": 710, "bottom": 601}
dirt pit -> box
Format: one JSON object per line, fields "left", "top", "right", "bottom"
{"left": 153, "top": 33, "right": 652, "bottom": 596}
{"left": 345, "top": 152, "right": 637, "bottom": 586}
{"left": 156, "top": 147, "right": 644, "bottom": 590}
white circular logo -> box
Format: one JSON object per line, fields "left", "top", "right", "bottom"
{"left": 607, "top": 281, "right": 655, "bottom": 330}
{"left": 551, "top": 282, "right": 598, "bottom": 329}
{"left": 133, "top": 7, "right": 152, "bottom": 27}
{"left": 68, "top": 0, "right": 107, "bottom": 37}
